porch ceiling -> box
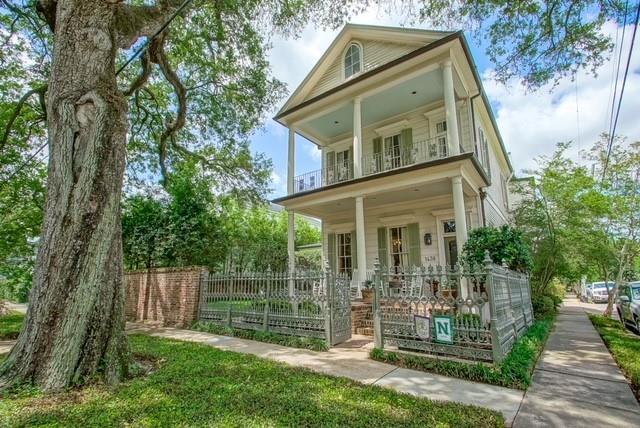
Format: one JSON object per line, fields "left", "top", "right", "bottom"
{"left": 303, "top": 70, "right": 444, "bottom": 142}
{"left": 294, "top": 178, "right": 456, "bottom": 219}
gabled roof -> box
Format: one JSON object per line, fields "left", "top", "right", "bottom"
{"left": 276, "top": 24, "right": 454, "bottom": 116}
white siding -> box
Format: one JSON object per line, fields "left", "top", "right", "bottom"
{"left": 307, "top": 40, "right": 420, "bottom": 100}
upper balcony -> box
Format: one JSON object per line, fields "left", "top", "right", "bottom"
{"left": 274, "top": 41, "right": 498, "bottom": 201}
{"left": 293, "top": 135, "right": 480, "bottom": 194}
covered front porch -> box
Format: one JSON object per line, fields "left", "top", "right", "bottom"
{"left": 278, "top": 159, "right": 488, "bottom": 298}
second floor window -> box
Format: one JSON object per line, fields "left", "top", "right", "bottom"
{"left": 429, "top": 120, "right": 448, "bottom": 159}
{"left": 344, "top": 43, "right": 362, "bottom": 79}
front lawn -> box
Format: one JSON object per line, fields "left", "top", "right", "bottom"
{"left": 589, "top": 314, "right": 640, "bottom": 400}
{"left": 371, "top": 316, "right": 554, "bottom": 390}
{"left": 0, "top": 311, "right": 24, "bottom": 340}
{"left": 0, "top": 316, "right": 503, "bottom": 427}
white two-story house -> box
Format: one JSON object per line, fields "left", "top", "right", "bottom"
{"left": 272, "top": 24, "right": 513, "bottom": 293}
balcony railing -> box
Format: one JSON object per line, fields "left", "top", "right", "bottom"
{"left": 293, "top": 161, "right": 353, "bottom": 194}
{"left": 291, "top": 136, "right": 473, "bottom": 194}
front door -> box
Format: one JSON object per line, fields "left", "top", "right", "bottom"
{"left": 444, "top": 236, "right": 457, "bottom": 267}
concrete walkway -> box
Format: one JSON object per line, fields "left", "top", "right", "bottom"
{"left": 128, "top": 323, "right": 524, "bottom": 425}
{"left": 513, "top": 298, "right": 640, "bottom": 427}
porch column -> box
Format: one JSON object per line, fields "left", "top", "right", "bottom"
{"left": 287, "top": 209, "right": 296, "bottom": 295}
{"left": 451, "top": 176, "right": 468, "bottom": 256}
{"left": 442, "top": 60, "right": 460, "bottom": 156}
{"left": 287, "top": 127, "right": 296, "bottom": 195}
{"left": 353, "top": 97, "right": 363, "bottom": 178}
{"left": 452, "top": 176, "right": 468, "bottom": 298}
{"left": 355, "top": 196, "right": 367, "bottom": 293}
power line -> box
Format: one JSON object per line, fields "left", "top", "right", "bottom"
{"left": 1, "top": 142, "right": 47, "bottom": 185}
{"left": 603, "top": 1, "right": 640, "bottom": 179}
{"left": 607, "top": 1, "right": 629, "bottom": 141}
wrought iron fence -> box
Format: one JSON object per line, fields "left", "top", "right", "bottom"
{"left": 198, "top": 268, "right": 352, "bottom": 345}
{"left": 372, "top": 251, "right": 533, "bottom": 363}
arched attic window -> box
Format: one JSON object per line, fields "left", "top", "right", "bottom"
{"left": 343, "top": 42, "right": 362, "bottom": 79}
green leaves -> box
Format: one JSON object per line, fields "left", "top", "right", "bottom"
{"left": 461, "top": 225, "right": 533, "bottom": 272}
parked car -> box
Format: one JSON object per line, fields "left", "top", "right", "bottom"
{"left": 586, "top": 281, "right": 615, "bottom": 303}
{"left": 617, "top": 281, "right": 640, "bottom": 333}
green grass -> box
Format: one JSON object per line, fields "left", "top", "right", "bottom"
{"left": 192, "top": 320, "right": 329, "bottom": 351}
{"left": 589, "top": 314, "right": 640, "bottom": 399}
{"left": 371, "top": 316, "right": 555, "bottom": 390}
{"left": 0, "top": 333, "right": 503, "bottom": 427}
{"left": 0, "top": 311, "right": 25, "bottom": 340}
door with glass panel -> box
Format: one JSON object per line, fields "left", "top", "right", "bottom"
{"left": 383, "top": 135, "right": 401, "bottom": 170}
{"left": 388, "top": 226, "right": 409, "bottom": 272}
{"left": 336, "top": 232, "right": 353, "bottom": 278}
{"left": 429, "top": 119, "right": 448, "bottom": 160}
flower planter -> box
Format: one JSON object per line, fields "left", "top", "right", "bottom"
{"left": 361, "top": 289, "right": 374, "bottom": 304}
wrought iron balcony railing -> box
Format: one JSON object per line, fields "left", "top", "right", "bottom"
{"left": 291, "top": 136, "right": 476, "bottom": 194}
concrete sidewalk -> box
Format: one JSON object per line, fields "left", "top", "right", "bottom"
{"left": 513, "top": 298, "right": 640, "bottom": 427}
{"left": 128, "top": 323, "right": 525, "bottom": 425}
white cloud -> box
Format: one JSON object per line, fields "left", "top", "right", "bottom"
{"left": 270, "top": 170, "right": 287, "bottom": 195}
{"left": 483, "top": 22, "right": 640, "bottom": 175}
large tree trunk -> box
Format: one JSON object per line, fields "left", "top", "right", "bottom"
{"left": 0, "top": 0, "right": 129, "bottom": 391}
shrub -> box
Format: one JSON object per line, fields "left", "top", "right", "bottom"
{"left": 461, "top": 225, "right": 533, "bottom": 272}
{"left": 531, "top": 294, "right": 557, "bottom": 318}
{"left": 370, "top": 316, "right": 554, "bottom": 390}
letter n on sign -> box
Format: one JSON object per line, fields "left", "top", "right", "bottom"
{"left": 434, "top": 315, "right": 454, "bottom": 344}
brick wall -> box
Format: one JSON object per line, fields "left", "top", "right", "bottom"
{"left": 125, "top": 266, "right": 207, "bottom": 328}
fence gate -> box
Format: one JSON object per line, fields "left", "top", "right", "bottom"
{"left": 328, "top": 272, "right": 352, "bottom": 345}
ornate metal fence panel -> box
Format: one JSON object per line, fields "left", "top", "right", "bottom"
{"left": 373, "top": 251, "right": 534, "bottom": 363}
{"left": 198, "top": 268, "right": 353, "bottom": 346}
{"left": 329, "top": 272, "right": 352, "bottom": 345}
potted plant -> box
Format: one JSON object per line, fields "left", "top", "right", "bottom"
{"left": 361, "top": 280, "right": 375, "bottom": 304}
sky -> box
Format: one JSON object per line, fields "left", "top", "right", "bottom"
{"left": 249, "top": 13, "right": 640, "bottom": 199}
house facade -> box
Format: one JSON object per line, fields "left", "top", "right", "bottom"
{"left": 272, "top": 24, "right": 514, "bottom": 294}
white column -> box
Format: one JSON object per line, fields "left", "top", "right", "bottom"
{"left": 287, "top": 210, "right": 296, "bottom": 273}
{"left": 287, "top": 127, "right": 296, "bottom": 194}
{"left": 442, "top": 60, "right": 460, "bottom": 156}
{"left": 452, "top": 176, "right": 468, "bottom": 254}
{"left": 355, "top": 196, "right": 367, "bottom": 294}
{"left": 352, "top": 97, "right": 363, "bottom": 178}
{"left": 452, "top": 176, "right": 468, "bottom": 298}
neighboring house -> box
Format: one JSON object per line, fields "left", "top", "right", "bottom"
{"left": 272, "top": 24, "right": 514, "bottom": 290}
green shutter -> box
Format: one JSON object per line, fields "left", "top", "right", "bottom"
{"left": 348, "top": 148, "right": 354, "bottom": 179}
{"left": 373, "top": 137, "right": 382, "bottom": 172}
{"left": 351, "top": 230, "right": 357, "bottom": 270}
{"left": 401, "top": 128, "right": 413, "bottom": 165}
{"left": 327, "top": 232, "right": 336, "bottom": 273}
{"left": 326, "top": 151, "right": 335, "bottom": 183}
{"left": 377, "top": 227, "right": 388, "bottom": 268}
{"left": 407, "top": 223, "right": 421, "bottom": 267}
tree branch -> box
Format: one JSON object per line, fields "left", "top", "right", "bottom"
{"left": 0, "top": 85, "right": 48, "bottom": 153}
{"left": 123, "top": 51, "right": 152, "bottom": 97}
{"left": 114, "top": 0, "right": 187, "bottom": 50}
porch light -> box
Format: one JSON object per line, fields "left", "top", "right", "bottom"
{"left": 424, "top": 233, "right": 432, "bottom": 246}
{"left": 411, "top": 91, "right": 417, "bottom": 95}
{"left": 334, "top": 120, "right": 340, "bottom": 124}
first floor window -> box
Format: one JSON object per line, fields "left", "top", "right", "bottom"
{"left": 336, "top": 233, "right": 353, "bottom": 276}
{"left": 388, "top": 226, "right": 409, "bottom": 272}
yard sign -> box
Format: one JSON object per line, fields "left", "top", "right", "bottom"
{"left": 433, "top": 315, "right": 454, "bottom": 344}
{"left": 414, "top": 315, "right": 431, "bottom": 340}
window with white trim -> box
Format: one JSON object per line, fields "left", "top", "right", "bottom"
{"left": 429, "top": 120, "right": 448, "bottom": 159}
{"left": 344, "top": 43, "right": 362, "bottom": 79}
{"left": 336, "top": 233, "right": 353, "bottom": 276}
{"left": 478, "top": 128, "right": 491, "bottom": 176}
{"left": 389, "top": 226, "right": 409, "bottom": 272}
